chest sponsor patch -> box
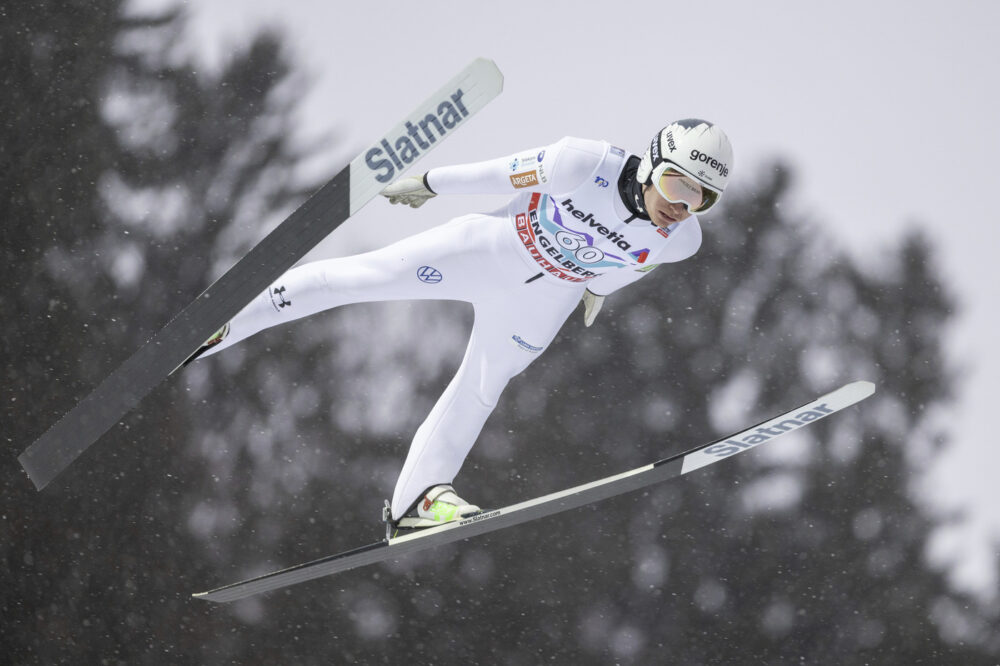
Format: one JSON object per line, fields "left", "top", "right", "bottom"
{"left": 513, "top": 195, "right": 593, "bottom": 283}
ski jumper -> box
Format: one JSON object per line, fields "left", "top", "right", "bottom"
{"left": 200, "top": 137, "right": 703, "bottom": 519}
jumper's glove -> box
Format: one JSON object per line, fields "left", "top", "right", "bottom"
{"left": 581, "top": 289, "right": 605, "bottom": 327}
{"left": 380, "top": 174, "right": 437, "bottom": 208}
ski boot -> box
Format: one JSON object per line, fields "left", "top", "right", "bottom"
{"left": 383, "top": 484, "right": 481, "bottom": 539}
{"left": 180, "top": 322, "right": 230, "bottom": 369}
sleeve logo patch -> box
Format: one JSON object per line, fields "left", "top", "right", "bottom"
{"left": 510, "top": 171, "right": 540, "bottom": 189}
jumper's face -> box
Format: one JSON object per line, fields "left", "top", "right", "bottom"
{"left": 643, "top": 184, "right": 692, "bottom": 228}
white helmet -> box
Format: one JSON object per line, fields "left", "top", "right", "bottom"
{"left": 636, "top": 119, "right": 733, "bottom": 213}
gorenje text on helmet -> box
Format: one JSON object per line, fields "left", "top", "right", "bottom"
{"left": 690, "top": 149, "right": 729, "bottom": 178}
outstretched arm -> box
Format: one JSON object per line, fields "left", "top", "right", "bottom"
{"left": 381, "top": 173, "right": 438, "bottom": 208}
{"left": 380, "top": 137, "right": 605, "bottom": 206}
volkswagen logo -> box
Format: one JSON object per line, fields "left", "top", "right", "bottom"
{"left": 417, "top": 266, "right": 443, "bottom": 284}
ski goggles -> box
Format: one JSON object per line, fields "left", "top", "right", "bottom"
{"left": 651, "top": 163, "right": 720, "bottom": 214}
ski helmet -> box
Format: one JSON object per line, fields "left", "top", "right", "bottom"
{"left": 636, "top": 119, "right": 733, "bottom": 213}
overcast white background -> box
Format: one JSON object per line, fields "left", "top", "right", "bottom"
{"left": 134, "top": 0, "right": 1000, "bottom": 599}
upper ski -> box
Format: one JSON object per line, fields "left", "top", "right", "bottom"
{"left": 18, "top": 58, "right": 504, "bottom": 491}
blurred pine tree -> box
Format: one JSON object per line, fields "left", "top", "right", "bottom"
{"left": 1, "top": 2, "right": 307, "bottom": 662}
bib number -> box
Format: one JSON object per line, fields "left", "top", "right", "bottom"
{"left": 555, "top": 230, "right": 605, "bottom": 265}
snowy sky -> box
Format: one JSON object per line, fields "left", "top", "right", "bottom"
{"left": 134, "top": 0, "right": 1000, "bottom": 597}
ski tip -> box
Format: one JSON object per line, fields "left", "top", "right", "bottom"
{"left": 468, "top": 57, "right": 504, "bottom": 92}
{"left": 819, "top": 380, "right": 876, "bottom": 409}
{"left": 473, "top": 57, "right": 503, "bottom": 80}
{"left": 845, "top": 379, "right": 877, "bottom": 398}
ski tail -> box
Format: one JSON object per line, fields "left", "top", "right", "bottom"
{"left": 18, "top": 58, "right": 504, "bottom": 491}
{"left": 193, "top": 381, "right": 875, "bottom": 603}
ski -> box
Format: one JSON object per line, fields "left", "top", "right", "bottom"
{"left": 193, "top": 380, "right": 875, "bottom": 603}
{"left": 18, "top": 58, "right": 504, "bottom": 491}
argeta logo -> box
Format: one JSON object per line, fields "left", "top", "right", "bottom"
{"left": 510, "top": 171, "right": 539, "bottom": 189}
{"left": 417, "top": 266, "right": 443, "bottom": 283}
{"left": 594, "top": 176, "right": 609, "bottom": 188}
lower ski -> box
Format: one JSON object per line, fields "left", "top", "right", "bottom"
{"left": 193, "top": 380, "right": 875, "bottom": 603}
{"left": 18, "top": 58, "right": 504, "bottom": 491}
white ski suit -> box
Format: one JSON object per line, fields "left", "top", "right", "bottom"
{"left": 202, "top": 136, "right": 703, "bottom": 519}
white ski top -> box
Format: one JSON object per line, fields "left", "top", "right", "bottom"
{"left": 426, "top": 137, "right": 702, "bottom": 295}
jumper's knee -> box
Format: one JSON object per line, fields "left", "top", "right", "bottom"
{"left": 474, "top": 357, "right": 535, "bottom": 408}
